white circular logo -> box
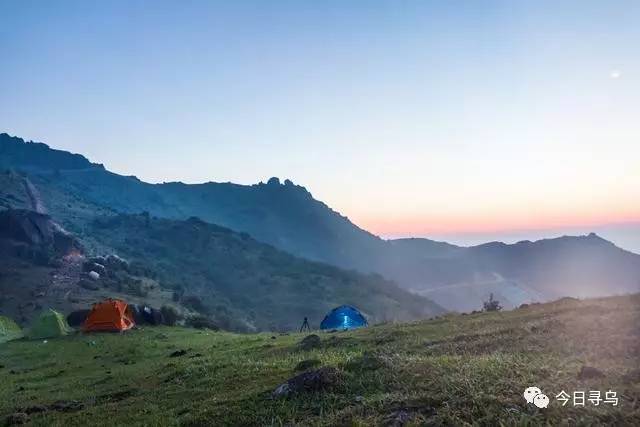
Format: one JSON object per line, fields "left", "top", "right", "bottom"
{"left": 534, "top": 393, "right": 550, "bottom": 408}
{"left": 524, "top": 386, "right": 542, "bottom": 404}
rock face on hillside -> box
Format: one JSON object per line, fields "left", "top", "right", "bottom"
{"left": 0, "top": 209, "right": 80, "bottom": 258}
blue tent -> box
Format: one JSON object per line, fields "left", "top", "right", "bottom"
{"left": 320, "top": 305, "right": 368, "bottom": 330}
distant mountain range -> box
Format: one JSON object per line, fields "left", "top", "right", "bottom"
{"left": 2, "top": 132, "right": 639, "bottom": 313}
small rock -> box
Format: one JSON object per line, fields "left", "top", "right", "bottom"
{"left": 272, "top": 367, "right": 342, "bottom": 398}
{"left": 93, "top": 263, "right": 107, "bottom": 275}
{"left": 105, "top": 254, "right": 129, "bottom": 271}
{"left": 298, "top": 334, "right": 321, "bottom": 351}
{"left": 578, "top": 366, "right": 605, "bottom": 380}
{"left": 6, "top": 413, "right": 28, "bottom": 425}
{"left": 272, "top": 382, "right": 291, "bottom": 397}
{"left": 169, "top": 350, "right": 188, "bottom": 358}
{"left": 22, "top": 404, "right": 47, "bottom": 414}
{"left": 294, "top": 359, "right": 321, "bottom": 371}
{"left": 88, "top": 271, "right": 100, "bottom": 280}
{"left": 384, "top": 410, "right": 412, "bottom": 427}
{"left": 83, "top": 261, "right": 106, "bottom": 275}
{"left": 355, "top": 395, "right": 364, "bottom": 403}
{"left": 50, "top": 400, "right": 84, "bottom": 412}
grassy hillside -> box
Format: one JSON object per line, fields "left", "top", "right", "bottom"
{"left": 0, "top": 169, "right": 443, "bottom": 330}
{"left": 1, "top": 294, "right": 638, "bottom": 426}
{"left": 85, "top": 214, "right": 442, "bottom": 331}
{"left": 0, "top": 172, "right": 30, "bottom": 211}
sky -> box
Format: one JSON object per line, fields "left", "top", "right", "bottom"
{"left": 1, "top": 1, "right": 639, "bottom": 252}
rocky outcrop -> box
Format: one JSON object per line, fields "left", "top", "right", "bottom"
{"left": 272, "top": 367, "right": 343, "bottom": 398}
{"left": 0, "top": 209, "right": 81, "bottom": 260}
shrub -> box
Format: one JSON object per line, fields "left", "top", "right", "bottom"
{"left": 183, "top": 295, "right": 208, "bottom": 313}
{"left": 186, "top": 315, "right": 219, "bottom": 330}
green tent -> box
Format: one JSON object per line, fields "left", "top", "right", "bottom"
{"left": 0, "top": 316, "right": 23, "bottom": 343}
{"left": 28, "top": 309, "right": 71, "bottom": 340}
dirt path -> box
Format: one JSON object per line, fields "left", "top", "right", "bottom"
{"left": 22, "top": 177, "right": 84, "bottom": 303}
{"left": 23, "top": 176, "right": 47, "bottom": 214}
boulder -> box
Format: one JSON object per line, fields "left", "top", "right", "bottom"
{"left": 272, "top": 367, "right": 342, "bottom": 398}
{"left": 298, "top": 334, "right": 321, "bottom": 351}
{"left": 0, "top": 209, "right": 81, "bottom": 257}
{"left": 83, "top": 261, "right": 106, "bottom": 276}
{"left": 105, "top": 254, "right": 129, "bottom": 271}
{"left": 89, "top": 256, "right": 107, "bottom": 265}
{"left": 88, "top": 271, "right": 100, "bottom": 281}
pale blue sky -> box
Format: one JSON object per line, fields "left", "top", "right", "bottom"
{"left": 1, "top": 1, "right": 639, "bottom": 251}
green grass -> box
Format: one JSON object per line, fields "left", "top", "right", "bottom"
{"left": 1, "top": 294, "right": 639, "bottom": 426}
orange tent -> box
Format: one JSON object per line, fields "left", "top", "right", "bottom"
{"left": 83, "top": 299, "right": 135, "bottom": 332}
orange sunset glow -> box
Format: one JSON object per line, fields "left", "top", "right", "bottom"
{"left": 359, "top": 208, "right": 640, "bottom": 236}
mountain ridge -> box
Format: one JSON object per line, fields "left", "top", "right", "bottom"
{"left": 2, "top": 132, "right": 639, "bottom": 311}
